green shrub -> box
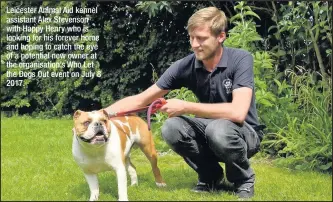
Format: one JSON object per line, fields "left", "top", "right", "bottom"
{"left": 262, "top": 69, "right": 332, "bottom": 172}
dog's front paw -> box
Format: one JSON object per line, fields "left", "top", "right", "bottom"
{"left": 130, "top": 181, "right": 138, "bottom": 186}
{"left": 89, "top": 192, "right": 99, "bottom": 201}
{"left": 89, "top": 196, "right": 98, "bottom": 201}
{"left": 156, "top": 182, "right": 167, "bottom": 187}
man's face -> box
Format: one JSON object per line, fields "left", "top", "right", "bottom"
{"left": 189, "top": 24, "right": 225, "bottom": 61}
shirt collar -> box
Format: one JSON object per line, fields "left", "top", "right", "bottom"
{"left": 195, "top": 46, "right": 229, "bottom": 69}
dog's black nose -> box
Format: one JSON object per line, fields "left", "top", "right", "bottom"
{"left": 94, "top": 122, "right": 102, "bottom": 127}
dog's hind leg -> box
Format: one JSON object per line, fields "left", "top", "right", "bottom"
{"left": 138, "top": 135, "right": 166, "bottom": 187}
{"left": 126, "top": 156, "right": 138, "bottom": 186}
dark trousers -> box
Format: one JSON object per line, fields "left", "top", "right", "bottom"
{"left": 161, "top": 116, "right": 262, "bottom": 184}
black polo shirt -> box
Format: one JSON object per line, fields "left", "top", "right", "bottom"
{"left": 156, "top": 46, "right": 260, "bottom": 128}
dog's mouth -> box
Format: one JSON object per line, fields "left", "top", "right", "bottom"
{"left": 80, "top": 131, "right": 108, "bottom": 144}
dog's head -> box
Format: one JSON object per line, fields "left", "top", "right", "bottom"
{"left": 73, "top": 109, "right": 111, "bottom": 145}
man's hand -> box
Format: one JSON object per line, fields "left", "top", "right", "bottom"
{"left": 160, "top": 99, "right": 188, "bottom": 117}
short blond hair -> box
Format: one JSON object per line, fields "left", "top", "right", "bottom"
{"left": 187, "top": 7, "right": 227, "bottom": 36}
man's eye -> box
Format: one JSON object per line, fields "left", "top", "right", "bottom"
{"left": 198, "top": 37, "right": 206, "bottom": 41}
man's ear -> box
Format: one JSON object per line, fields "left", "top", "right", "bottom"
{"left": 73, "top": 110, "right": 83, "bottom": 120}
{"left": 217, "top": 32, "right": 226, "bottom": 43}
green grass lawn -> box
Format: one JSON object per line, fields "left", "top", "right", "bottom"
{"left": 1, "top": 116, "right": 332, "bottom": 201}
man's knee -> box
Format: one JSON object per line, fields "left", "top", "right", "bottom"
{"left": 161, "top": 117, "right": 184, "bottom": 146}
{"left": 161, "top": 117, "right": 201, "bottom": 157}
{"left": 205, "top": 119, "right": 237, "bottom": 146}
{"left": 205, "top": 119, "right": 245, "bottom": 162}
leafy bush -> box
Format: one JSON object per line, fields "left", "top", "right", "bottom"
{"left": 262, "top": 69, "right": 332, "bottom": 172}
{"left": 268, "top": 1, "right": 331, "bottom": 82}
{"left": 225, "top": 1, "right": 332, "bottom": 173}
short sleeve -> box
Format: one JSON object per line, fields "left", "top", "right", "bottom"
{"left": 156, "top": 59, "right": 183, "bottom": 90}
{"left": 232, "top": 54, "right": 254, "bottom": 90}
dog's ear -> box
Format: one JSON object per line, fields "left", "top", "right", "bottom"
{"left": 99, "top": 109, "right": 111, "bottom": 133}
{"left": 73, "top": 110, "right": 83, "bottom": 120}
{"left": 99, "top": 109, "right": 110, "bottom": 119}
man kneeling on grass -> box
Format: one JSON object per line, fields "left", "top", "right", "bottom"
{"left": 105, "top": 6, "right": 265, "bottom": 199}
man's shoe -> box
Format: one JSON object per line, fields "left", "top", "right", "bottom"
{"left": 191, "top": 182, "right": 214, "bottom": 193}
{"left": 191, "top": 179, "right": 224, "bottom": 193}
{"left": 234, "top": 183, "right": 254, "bottom": 198}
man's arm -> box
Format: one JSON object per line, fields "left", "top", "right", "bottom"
{"left": 160, "top": 87, "right": 252, "bottom": 124}
{"left": 104, "top": 84, "right": 169, "bottom": 115}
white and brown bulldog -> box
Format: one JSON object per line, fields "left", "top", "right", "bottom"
{"left": 72, "top": 109, "right": 166, "bottom": 201}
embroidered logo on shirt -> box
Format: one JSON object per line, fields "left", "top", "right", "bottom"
{"left": 223, "top": 78, "right": 232, "bottom": 94}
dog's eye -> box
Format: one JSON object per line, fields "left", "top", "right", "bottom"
{"left": 83, "top": 121, "right": 90, "bottom": 127}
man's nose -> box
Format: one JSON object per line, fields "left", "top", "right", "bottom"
{"left": 191, "top": 38, "right": 200, "bottom": 48}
